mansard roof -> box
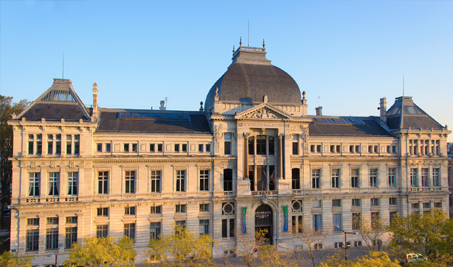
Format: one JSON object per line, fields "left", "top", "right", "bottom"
{"left": 15, "top": 79, "right": 91, "bottom": 121}
{"left": 96, "top": 109, "right": 211, "bottom": 134}
{"left": 309, "top": 116, "right": 394, "bottom": 137}
{"left": 386, "top": 96, "right": 444, "bottom": 130}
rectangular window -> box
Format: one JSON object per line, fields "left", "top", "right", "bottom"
{"left": 98, "top": 171, "right": 109, "bottom": 194}
{"left": 157, "top": 144, "right": 163, "bottom": 152}
{"left": 35, "top": 134, "right": 42, "bottom": 155}
{"left": 26, "top": 230, "right": 39, "bottom": 251}
{"left": 433, "top": 168, "right": 440, "bottom": 187}
{"left": 174, "top": 144, "right": 180, "bottom": 152}
{"left": 106, "top": 143, "right": 111, "bottom": 152}
{"left": 311, "top": 145, "right": 315, "bottom": 153}
{"left": 350, "top": 145, "right": 354, "bottom": 153}
{"left": 198, "top": 144, "right": 203, "bottom": 152}
{"left": 47, "top": 217, "right": 59, "bottom": 225}
{"left": 150, "top": 144, "right": 155, "bottom": 152}
{"left": 150, "top": 205, "right": 162, "bottom": 214}
{"left": 371, "top": 212, "right": 380, "bottom": 230}
{"left": 96, "top": 225, "right": 108, "bottom": 238}
{"left": 223, "top": 169, "right": 233, "bottom": 192}
{"left": 332, "top": 199, "right": 341, "bottom": 207}
{"left": 333, "top": 214, "right": 342, "bottom": 231}
{"left": 256, "top": 136, "right": 266, "bottom": 155}
{"left": 151, "top": 170, "right": 161, "bottom": 193}
{"left": 224, "top": 133, "right": 232, "bottom": 155}
{"left": 389, "top": 198, "right": 397, "bottom": 205}
{"left": 200, "top": 203, "right": 209, "bottom": 212}
{"left": 389, "top": 211, "right": 398, "bottom": 224}
{"left": 66, "top": 216, "right": 77, "bottom": 224}
{"left": 176, "top": 204, "right": 186, "bottom": 213}
{"left": 48, "top": 172, "right": 60, "bottom": 196}
{"left": 97, "top": 143, "right": 103, "bottom": 152}
{"left": 421, "top": 168, "right": 429, "bottom": 187}
{"left": 392, "top": 146, "right": 396, "bottom": 153}
{"left": 313, "top": 214, "right": 322, "bottom": 232}
{"left": 355, "top": 145, "right": 360, "bottom": 153}
{"left": 29, "top": 173, "right": 40, "bottom": 197}
{"left": 150, "top": 222, "right": 161, "bottom": 240}
{"left": 388, "top": 168, "right": 396, "bottom": 187}
{"left": 352, "top": 213, "right": 361, "bottom": 230}
{"left": 176, "top": 170, "right": 185, "bottom": 192}
{"left": 434, "top": 202, "right": 442, "bottom": 208}
{"left": 199, "top": 219, "right": 209, "bottom": 235}
{"left": 47, "top": 134, "right": 53, "bottom": 155}
{"left": 124, "top": 223, "right": 136, "bottom": 239}
{"left": 371, "top": 198, "right": 380, "bottom": 206}
{"left": 125, "top": 171, "right": 136, "bottom": 194}
{"left": 66, "top": 135, "right": 72, "bottom": 155}
{"left": 132, "top": 143, "right": 138, "bottom": 152}
{"left": 97, "top": 207, "right": 109, "bottom": 216}
{"left": 182, "top": 144, "right": 187, "bottom": 152}
{"left": 46, "top": 228, "right": 59, "bottom": 250}
{"left": 125, "top": 206, "right": 136, "bottom": 215}
{"left": 293, "top": 142, "right": 299, "bottom": 155}
{"left": 68, "top": 172, "right": 78, "bottom": 196}
{"left": 370, "top": 169, "right": 378, "bottom": 187}
{"left": 124, "top": 143, "right": 129, "bottom": 152}
{"left": 56, "top": 134, "right": 61, "bottom": 154}
{"left": 312, "top": 200, "right": 321, "bottom": 208}
{"left": 65, "top": 227, "right": 77, "bottom": 249}
{"left": 330, "top": 145, "right": 335, "bottom": 153}
{"left": 374, "top": 146, "right": 378, "bottom": 153}
{"left": 74, "top": 135, "right": 80, "bottom": 154}
{"left": 387, "top": 145, "right": 391, "bottom": 153}
{"left": 352, "top": 199, "right": 361, "bottom": 207}
{"left": 222, "top": 219, "right": 235, "bottom": 238}
{"left": 331, "top": 169, "right": 340, "bottom": 188}
{"left": 28, "top": 218, "right": 39, "bottom": 226}
{"left": 312, "top": 169, "right": 320, "bottom": 189}
{"left": 423, "top": 203, "right": 431, "bottom": 209}
{"left": 205, "top": 144, "right": 211, "bottom": 152}
{"left": 411, "top": 203, "right": 420, "bottom": 209}
{"left": 292, "top": 168, "right": 300, "bottom": 189}
{"left": 317, "top": 145, "right": 321, "bottom": 153}
{"left": 199, "top": 170, "right": 209, "bottom": 191}
{"left": 351, "top": 169, "right": 359, "bottom": 188}
{"left": 410, "top": 168, "right": 418, "bottom": 187}
{"left": 368, "top": 145, "right": 373, "bottom": 153}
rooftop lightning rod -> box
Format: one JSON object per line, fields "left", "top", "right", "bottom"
{"left": 248, "top": 19, "right": 249, "bottom": 46}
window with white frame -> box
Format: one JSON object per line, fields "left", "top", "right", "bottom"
{"left": 48, "top": 172, "right": 60, "bottom": 196}
{"left": 26, "top": 229, "right": 39, "bottom": 252}
{"left": 68, "top": 172, "right": 78, "bottom": 196}
{"left": 150, "top": 222, "right": 161, "bottom": 239}
{"left": 176, "top": 170, "right": 185, "bottom": 192}
{"left": 351, "top": 169, "right": 359, "bottom": 188}
{"left": 65, "top": 226, "right": 77, "bottom": 249}
{"left": 124, "top": 223, "right": 136, "bottom": 240}
{"left": 410, "top": 168, "right": 418, "bottom": 187}
{"left": 312, "top": 169, "right": 320, "bottom": 189}
{"left": 388, "top": 168, "right": 396, "bottom": 187}
{"left": 371, "top": 198, "right": 380, "bottom": 206}
{"left": 96, "top": 225, "right": 108, "bottom": 238}
{"left": 125, "top": 171, "right": 136, "bottom": 194}
{"left": 150, "top": 170, "right": 161, "bottom": 193}
{"left": 369, "top": 169, "right": 378, "bottom": 187}
{"left": 97, "top": 207, "right": 109, "bottom": 216}
{"left": 176, "top": 204, "right": 186, "bottom": 213}
{"left": 125, "top": 206, "right": 136, "bottom": 215}
{"left": 422, "top": 168, "right": 429, "bottom": 187}
{"left": 433, "top": 168, "right": 440, "bottom": 187}
{"left": 98, "top": 171, "right": 109, "bottom": 194}
{"left": 199, "top": 219, "right": 209, "bottom": 235}
{"left": 331, "top": 169, "right": 340, "bottom": 188}
{"left": 199, "top": 170, "right": 209, "bottom": 191}
{"left": 29, "top": 173, "right": 40, "bottom": 197}
{"left": 150, "top": 205, "right": 162, "bottom": 214}
{"left": 46, "top": 227, "right": 59, "bottom": 250}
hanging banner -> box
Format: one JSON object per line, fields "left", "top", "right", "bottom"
{"left": 283, "top": 206, "right": 288, "bottom": 232}
{"left": 242, "top": 207, "right": 247, "bottom": 234}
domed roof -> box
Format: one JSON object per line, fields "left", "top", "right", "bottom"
{"left": 205, "top": 46, "right": 301, "bottom": 111}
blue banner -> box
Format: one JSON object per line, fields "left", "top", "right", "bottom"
{"left": 242, "top": 207, "right": 247, "bottom": 234}
{"left": 283, "top": 206, "right": 288, "bottom": 232}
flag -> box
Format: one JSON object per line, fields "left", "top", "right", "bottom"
{"left": 262, "top": 168, "right": 267, "bottom": 189}
{"left": 270, "top": 168, "right": 275, "bottom": 183}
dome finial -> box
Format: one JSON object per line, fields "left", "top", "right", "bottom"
{"left": 199, "top": 101, "right": 204, "bottom": 111}
{"left": 302, "top": 91, "right": 306, "bottom": 100}
{"left": 239, "top": 37, "right": 242, "bottom": 47}
{"left": 263, "top": 39, "right": 265, "bottom": 49}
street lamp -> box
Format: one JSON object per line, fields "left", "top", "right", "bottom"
{"left": 47, "top": 243, "right": 64, "bottom": 267}
{"left": 334, "top": 226, "right": 357, "bottom": 261}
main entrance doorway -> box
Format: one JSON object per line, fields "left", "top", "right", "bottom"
{"left": 255, "top": 204, "right": 273, "bottom": 245}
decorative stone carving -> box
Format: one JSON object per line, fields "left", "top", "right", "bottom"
{"left": 300, "top": 125, "right": 309, "bottom": 140}
{"left": 263, "top": 95, "right": 268, "bottom": 103}
{"left": 261, "top": 193, "right": 269, "bottom": 204}
{"left": 246, "top": 108, "right": 279, "bottom": 119}
{"left": 214, "top": 124, "right": 223, "bottom": 141}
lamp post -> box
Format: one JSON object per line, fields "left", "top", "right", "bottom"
{"left": 47, "top": 243, "right": 64, "bottom": 267}
{"left": 334, "top": 226, "right": 357, "bottom": 261}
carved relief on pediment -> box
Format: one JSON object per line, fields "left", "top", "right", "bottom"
{"left": 244, "top": 107, "right": 281, "bottom": 119}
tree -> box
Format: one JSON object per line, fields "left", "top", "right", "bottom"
{"left": 389, "top": 209, "right": 453, "bottom": 263}
{"left": 0, "top": 95, "right": 29, "bottom": 226}
{"left": 64, "top": 236, "right": 136, "bottom": 267}
{"left": 320, "top": 250, "right": 401, "bottom": 267}
{"left": 145, "top": 223, "right": 216, "bottom": 267}
{"left": 294, "top": 220, "right": 331, "bottom": 267}
{"left": 354, "top": 213, "right": 388, "bottom": 252}
{"left": 0, "top": 251, "right": 33, "bottom": 267}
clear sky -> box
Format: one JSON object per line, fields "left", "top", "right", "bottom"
{"left": 1, "top": 0, "right": 452, "bottom": 140}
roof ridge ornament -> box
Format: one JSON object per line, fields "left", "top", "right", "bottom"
{"left": 239, "top": 37, "right": 242, "bottom": 47}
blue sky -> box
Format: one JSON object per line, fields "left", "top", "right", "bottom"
{"left": 1, "top": 1, "right": 452, "bottom": 140}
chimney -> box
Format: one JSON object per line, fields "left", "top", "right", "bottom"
{"left": 92, "top": 82, "right": 98, "bottom": 120}
{"left": 301, "top": 91, "right": 308, "bottom": 115}
{"left": 315, "top": 106, "right": 322, "bottom": 116}
{"left": 159, "top": 100, "right": 166, "bottom": 110}
{"left": 379, "top": 97, "right": 387, "bottom": 123}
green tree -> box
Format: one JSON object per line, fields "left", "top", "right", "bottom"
{"left": 0, "top": 95, "right": 29, "bottom": 226}
{"left": 64, "top": 236, "right": 136, "bottom": 267}
{"left": 294, "top": 220, "right": 331, "bottom": 267}
{"left": 145, "top": 223, "right": 216, "bottom": 267}
{"left": 354, "top": 213, "right": 388, "bottom": 252}
{"left": 0, "top": 251, "right": 33, "bottom": 267}
{"left": 389, "top": 209, "right": 452, "bottom": 263}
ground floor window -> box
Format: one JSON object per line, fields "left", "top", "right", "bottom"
{"left": 65, "top": 227, "right": 77, "bottom": 249}
{"left": 96, "top": 224, "right": 108, "bottom": 238}
{"left": 26, "top": 230, "right": 39, "bottom": 251}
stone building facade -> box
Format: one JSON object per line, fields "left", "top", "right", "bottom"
{"left": 8, "top": 44, "right": 451, "bottom": 266}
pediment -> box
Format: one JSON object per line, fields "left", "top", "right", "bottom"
{"left": 235, "top": 103, "right": 293, "bottom": 120}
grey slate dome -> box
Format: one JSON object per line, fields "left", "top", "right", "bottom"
{"left": 205, "top": 45, "right": 301, "bottom": 111}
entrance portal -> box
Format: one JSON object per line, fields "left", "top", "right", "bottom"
{"left": 255, "top": 204, "right": 273, "bottom": 245}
